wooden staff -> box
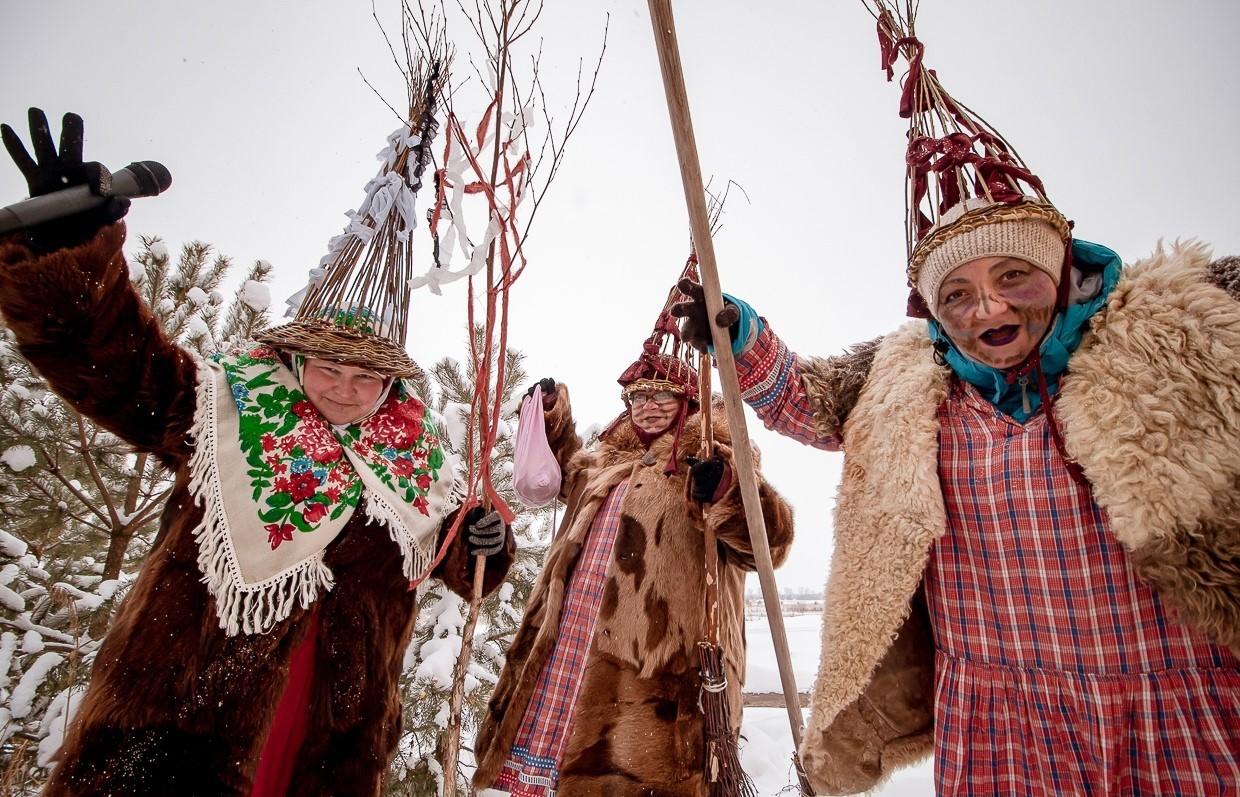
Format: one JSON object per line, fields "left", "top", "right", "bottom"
{"left": 698, "top": 356, "right": 718, "bottom": 644}
{"left": 441, "top": 537, "right": 487, "bottom": 797}
{"left": 646, "top": 2, "right": 813, "bottom": 792}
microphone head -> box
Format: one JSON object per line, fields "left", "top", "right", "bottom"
{"left": 117, "top": 161, "right": 173, "bottom": 197}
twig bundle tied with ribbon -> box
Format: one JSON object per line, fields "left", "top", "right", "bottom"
{"left": 259, "top": 34, "right": 448, "bottom": 379}
{"left": 392, "top": 3, "right": 608, "bottom": 793}
{"left": 695, "top": 353, "right": 756, "bottom": 797}
{"left": 628, "top": 193, "right": 755, "bottom": 796}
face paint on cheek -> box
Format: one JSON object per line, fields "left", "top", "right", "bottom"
{"left": 1017, "top": 303, "right": 1055, "bottom": 340}
{"left": 999, "top": 279, "right": 1058, "bottom": 340}
{"left": 938, "top": 297, "right": 978, "bottom": 350}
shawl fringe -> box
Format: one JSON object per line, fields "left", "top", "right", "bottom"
{"left": 187, "top": 361, "right": 335, "bottom": 636}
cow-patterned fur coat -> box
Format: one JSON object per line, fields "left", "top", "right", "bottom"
{"left": 472, "top": 386, "right": 795, "bottom": 796}
{"left": 786, "top": 242, "right": 1240, "bottom": 795}
{"left": 0, "top": 224, "right": 513, "bottom": 797}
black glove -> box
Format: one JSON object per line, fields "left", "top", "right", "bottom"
{"left": 1, "top": 108, "right": 130, "bottom": 255}
{"left": 686, "top": 454, "right": 728, "bottom": 504}
{"left": 669, "top": 278, "right": 742, "bottom": 354}
{"left": 465, "top": 508, "right": 507, "bottom": 557}
{"left": 524, "top": 377, "right": 557, "bottom": 408}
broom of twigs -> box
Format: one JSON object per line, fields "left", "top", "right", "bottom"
{"left": 695, "top": 355, "right": 758, "bottom": 797}
{"left": 654, "top": 191, "right": 755, "bottom": 797}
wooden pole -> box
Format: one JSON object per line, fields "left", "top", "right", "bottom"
{"left": 646, "top": 0, "right": 810, "bottom": 768}
{"left": 698, "top": 356, "right": 720, "bottom": 646}
{"left": 441, "top": 553, "right": 487, "bottom": 797}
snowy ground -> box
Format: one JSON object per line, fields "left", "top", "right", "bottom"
{"left": 744, "top": 611, "right": 823, "bottom": 693}
{"left": 742, "top": 612, "right": 934, "bottom": 796}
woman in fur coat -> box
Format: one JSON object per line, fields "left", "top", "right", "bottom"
{"left": 472, "top": 348, "right": 795, "bottom": 796}
{"left": 673, "top": 11, "right": 1240, "bottom": 793}
{"left": 0, "top": 109, "right": 514, "bottom": 796}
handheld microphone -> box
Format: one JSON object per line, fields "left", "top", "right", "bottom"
{"left": 0, "top": 161, "right": 172, "bottom": 234}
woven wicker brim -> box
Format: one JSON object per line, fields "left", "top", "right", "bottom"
{"left": 621, "top": 378, "right": 691, "bottom": 401}
{"left": 911, "top": 202, "right": 1069, "bottom": 274}
{"left": 255, "top": 320, "right": 423, "bottom": 380}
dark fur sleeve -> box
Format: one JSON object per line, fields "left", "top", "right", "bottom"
{"left": 706, "top": 443, "right": 795, "bottom": 571}
{"left": 797, "top": 337, "right": 882, "bottom": 439}
{"left": 0, "top": 224, "right": 198, "bottom": 469}
{"left": 1207, "top": 256, "right": 1240, "bottom": 300}
{"left": 432, "top": 506, "right": 515, "bottom": 598}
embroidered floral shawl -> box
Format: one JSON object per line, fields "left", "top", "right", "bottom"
{"left": 188, "top": 344, "right": 459, "bottom": 635}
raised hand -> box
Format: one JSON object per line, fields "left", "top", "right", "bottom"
{"left": 669, "top": 278, "right": 741, "bottom": 353}
{"left": 1, "top": 108, "right": 129, "bottom": 253}
{"left": 524, "top": 377, "right": 558, "bottom": 409}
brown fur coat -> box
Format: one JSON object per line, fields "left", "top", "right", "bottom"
{"left": 789, "top": 242, "right": 1240, "bottom": 795}
{"left": 0, "top": 225, "right": 513, "bottom": 796}
{"left": 472, "top": 387, "right": 795, "bottom": 796}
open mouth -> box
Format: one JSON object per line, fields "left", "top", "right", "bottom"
{"left": 979, "top": 325, "right": 1020, "bottom": 347}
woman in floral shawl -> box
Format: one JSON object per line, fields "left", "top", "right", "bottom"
{"left": 0, "top": 108, "right": 514, "bottom": 796}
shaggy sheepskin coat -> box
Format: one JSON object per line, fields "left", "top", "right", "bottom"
{"left": 0, "top": 225, "right": 513, "bottom": 796}
{"left": 472, "top": 386, "right": 795, "bottom": 796}
{"left": 790, "top": 242, "right": 1240, "bottom": 795}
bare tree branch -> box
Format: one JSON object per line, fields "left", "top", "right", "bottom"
{"left": 75, "top": 415, "right": 120, "bottom": 528}
{"left": 27, "top": 479, "right": 108, "bottom": 533}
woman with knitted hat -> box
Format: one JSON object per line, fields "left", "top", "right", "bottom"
{"left": 675, "top": 5, "right": 1240, "bottom": 795}
{"left": 472, "top": 315, "right": 796, "bottom": 796}
{"left": 0, "top": 108, "right": 514, "bottom": 796}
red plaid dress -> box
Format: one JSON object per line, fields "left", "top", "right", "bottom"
{"left": 493, "top": 480, "right": 630, "bottom": 796}
{"left": 738, "top": 326, "right": 1240, "bottom": 795}
{"left": 929, "top": 380, "right": 1240, "bottom": 795}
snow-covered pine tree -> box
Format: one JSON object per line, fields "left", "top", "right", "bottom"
{"left": 385, "top": 327, "right": 555, "bottom": 796}
{"left": 0, "top": 235, "right": 272, "bottom": 789}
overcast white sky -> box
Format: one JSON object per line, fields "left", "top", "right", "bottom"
{"left": 3, "top": 1, "right": 1239, "bottom": 592}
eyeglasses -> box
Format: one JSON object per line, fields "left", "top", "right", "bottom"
{"left": 627, "top": 390, "right": 679, "bottom": 406}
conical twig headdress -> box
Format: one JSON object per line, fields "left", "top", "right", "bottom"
{"left": 257, "top": 52, "right": 448, "bottom": 377}
{"left": 865, "top": 1, "right": 1071, "bottom": 317}
{"left": 615, "top": 254, "right": 702, "bottom": 403}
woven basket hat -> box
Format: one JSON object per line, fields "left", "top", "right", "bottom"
{"left": 605, "top": 256, "right": 703, "bottom": 474}
{"left": 257, "top": 61, "right": 446, "bottom": 379}
{"left": 616, "top": 253, "right": 705, "bottom": 405}
{"left": 618, "top": 347, "right": 700, "bottom": 404}
{"left": 868, "top": 2, "right": 1072, "bottom": 318}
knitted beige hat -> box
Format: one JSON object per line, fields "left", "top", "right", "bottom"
{"left": 914, "top": 200, "right": 1069, "bottom": 316}
{"left": 868, "top": 3, "right": 1071, "bottom": 318}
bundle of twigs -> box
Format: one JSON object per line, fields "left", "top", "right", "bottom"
{"left": 646, "top": 2, "right": 814, "bottom": 793}
{"left": 696, "top": 353, "right": 757, "bottom": 797}
{"left": 646, "top": 189, "right": 756, "bottom": 797}
{"left": 297, "top": 42, "right": 449, "bottom": 339}
{"left": 396, "top": 2, "right": 606, "bottom": 794}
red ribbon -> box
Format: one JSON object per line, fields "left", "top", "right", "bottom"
{"left": 877, "top": 11, "right": 899, "bottom": 81}
{"left": 974, "top": 155, "right": 1047, "bottom": 205}
{"left": 906, "top": 130, "right": 1049, "bottom": 230}
{"left": 931, "top": 133, "right": 980, "bottom": 214}
{"left": 905, "top": 135, "right": 938, "bottom": 237}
